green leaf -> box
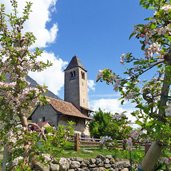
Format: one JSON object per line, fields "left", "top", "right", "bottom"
{"left": 136, "top": 104, "right": 145, "bottom": 110}
{"left": 129, "top": 32, "right": 136, "bottom": 39}
{"left": 150, "top": 23, "right": 156, "bottom": 29}
{"left": 135, "top": 120, "right": 143, "bottom": 126}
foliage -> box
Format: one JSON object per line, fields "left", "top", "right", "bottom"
{"left": 43, "top": 121, "right": 75, "bottom": 154}
{"left": 5, "top": 122, "right": 74, "bottom": 170}
{"left": 96, "top": 0, "right": 171, "bottom": 168}
{"left": 0, "top": 0, "right": 51, "bottom": 134}
{"left": 89, "top": 109, "right": 132, "bottom": 140}
{"left": 97, "top": 0, "right": 171, "bottom": 143}
{"left": 0, "top": 0, "right": 74, "bottom": 170}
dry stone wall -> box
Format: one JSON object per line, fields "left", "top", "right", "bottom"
{"left": 32, "top": 155, "right": 130, "bottom": 171}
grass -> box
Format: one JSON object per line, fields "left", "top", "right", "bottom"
{"left": 0, "top": 142, "right": 145, "bottom": 170}
{"left": 1, "top": 141, "right": 171, "bottom": 170}
{"left": 56, "top": 148, "right": 144, "bottom": 161}
{"left": 53, "top": 142, "right": 145, "bottom": 164}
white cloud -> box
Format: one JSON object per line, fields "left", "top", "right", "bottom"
{"left": 29, "top": 52, "right": 68, "bottom": 95}
{"left": 90, "top": 98, "right": 123, "bottom": 113}
{"left": 2, "top": 0, "right": 66, "bottom": 95}
{"left": 89, "top": 98, "right": 136, "bottom": 122}
{"left": 1, "top": 0, "right": 58, "bottom": 48}
{"left": 88, "top": 80, "right": 96, "bottom": 91}
{"left": 89, "top": 92, "right": 121, "bottom": 99}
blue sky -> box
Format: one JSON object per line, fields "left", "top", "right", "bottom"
{"left": 3, "top": 0, "right": 153, "bottom": 116}
{"left": 48, "top": 1, "right": 153, "bottom": 113}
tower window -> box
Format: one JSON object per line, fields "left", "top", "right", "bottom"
{"left": 81, "top": 71, "right": 85, "bottom": 79}
{"left": 70, "top": 71, "right": 76, "bottom": 79}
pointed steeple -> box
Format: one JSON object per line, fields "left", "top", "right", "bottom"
{"left": 65, "top": 55, "right": 87, "bottom": 71}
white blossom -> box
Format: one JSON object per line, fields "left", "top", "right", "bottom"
{"left": 127, "top": 137, "right": 133, "bottom": 151}
{"left": 125, "top": 92, "right": 137, "bottom": 100}
{"left": 47, "top": 133, "right": 53, "bottom": 136}
{"left": 120, "top": 53, "right": 125, "bottom": 64}
{"left": 114, "top": 79, "right": 121, "bottom": 91}
{"left": 145, "top": 42, "right": 161, "bottom": 58}
{"left": 96, "top": 70, "right": 103, "bottom": 81}
{"left": 42, "top": 153, "right": 51, "bottom": 162}
{"left": 165, "top": 102, "right": 171, "bottom": 117}
{"left": 0, "top": 82, "right": 16, "bottom": 88}
{"left": 100, "top": 136, "right": 112, "bottom": 145}
{"left": 161, "top": 5, "right": 171, "bottom": 11}
{"left": 130, "top": 130, "right": 139, "bottom": 140}
{"left": 12, "top": 156, "right": 23, "bottom": 166}
{"left": 160, "top": 157, "right": 171, "bottom": 165}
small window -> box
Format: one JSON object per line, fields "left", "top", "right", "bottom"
{"left": 70, "top": 71, "right": 76, "bottom": 79}
{"left": 74, "top": 118, "right": 78, "bottom": 125}
{"left": 42, "top": 117, "right": 45, "bottom": 122}
{"left": 81, "top": 71, "right": 85, "bottom": 79}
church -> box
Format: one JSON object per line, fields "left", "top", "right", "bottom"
{"left": 28, "top": 56, "right": 92, "bottom": 136}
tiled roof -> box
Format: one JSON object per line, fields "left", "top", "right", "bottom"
{"left": 64, "top": 56, "right": 87, "bottom": 71}
{"left": 48, "top": 97, "right": 91, "bottom": 120}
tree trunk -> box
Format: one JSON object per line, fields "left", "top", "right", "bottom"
{"left": 158, "top": 67, "right": 171, "bottom": 119}
{"left": 140, "top": 66, "right": 171, "bottom": 171}
{"left": 141, "top": 141, "right": 163, "bottom": 171}
{"left": 2, "top": 145, "right": 9, "bottom": 171}
{"left": 19, "top": 114, "right": 28, "bottom": 127}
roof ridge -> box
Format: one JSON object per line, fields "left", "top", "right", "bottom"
{"left": 64, "top": 55, "right": 86, "bottom": 71}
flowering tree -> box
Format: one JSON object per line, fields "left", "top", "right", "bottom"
{"left": 97, "top": 0, "right": 171, "bottom": 170}
{"left": 0, "top": 0, "right": 51, "bottom": 169}
{"left": 0, "top": 1, "right": 74, "bottom": 170}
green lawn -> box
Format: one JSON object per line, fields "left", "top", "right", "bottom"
{"left": 53, "top": 142, "right": 145, "bottom": 165}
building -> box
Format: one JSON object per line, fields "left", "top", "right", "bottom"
{"left": 29, "top": 56, "right": 92, "bottom": 136}
{"left": 64, "top": 56, "right": 91, "bottom": 116}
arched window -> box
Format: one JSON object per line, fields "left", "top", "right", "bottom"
{"left": 70, "top": 71, "right": 76, "bottom": 79}
{"left": 81, "top": 71, "right": 85, "bottom": 79}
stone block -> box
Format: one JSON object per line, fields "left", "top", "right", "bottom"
{"left": 32, "top": 161, "right": 49, "bottom": 171}
{"left": 70, "top": 161, "right": 81, "bottom": 169}
{"left": 50, "top": 163, "right": 60, "bottom": 171}
{"left": 105, "top": 164, "right": 111, "bottom": 168}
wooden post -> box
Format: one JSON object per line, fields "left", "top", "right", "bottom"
{"left": 122, "top": 140, "right": 126, "bottom": 150}
{"left": 75, "top": 133, "right": 80, "bottom": 151}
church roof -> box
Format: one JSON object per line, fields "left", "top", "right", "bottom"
{"left": 48, "top": 97, "right": 91, "bottom": 120}
{"left": 64, "top": 56, "right": 87, "bottom": 71}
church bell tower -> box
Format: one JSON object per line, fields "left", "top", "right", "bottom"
{"left": 64, "top": 56, "right": 89, "bottom": 115}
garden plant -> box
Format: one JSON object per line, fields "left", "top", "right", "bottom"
{"left": 97, "top": 0, "right": 171, "bottom": 170}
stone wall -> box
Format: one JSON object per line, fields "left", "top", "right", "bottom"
{"left": 58, "top": 115, "right": 90, "bottom": 136}
{"left": 31, "top": 105, "right": 58, "bottom": 127}
{"left": 32, "top": 155, "right": 130, "bottom": 171}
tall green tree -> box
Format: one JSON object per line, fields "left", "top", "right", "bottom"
{"left": 97, "top": 0, "right": 171, "bottom": 170}
{"left": 89, "top": 109, "right": 131, "bottom": 140}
